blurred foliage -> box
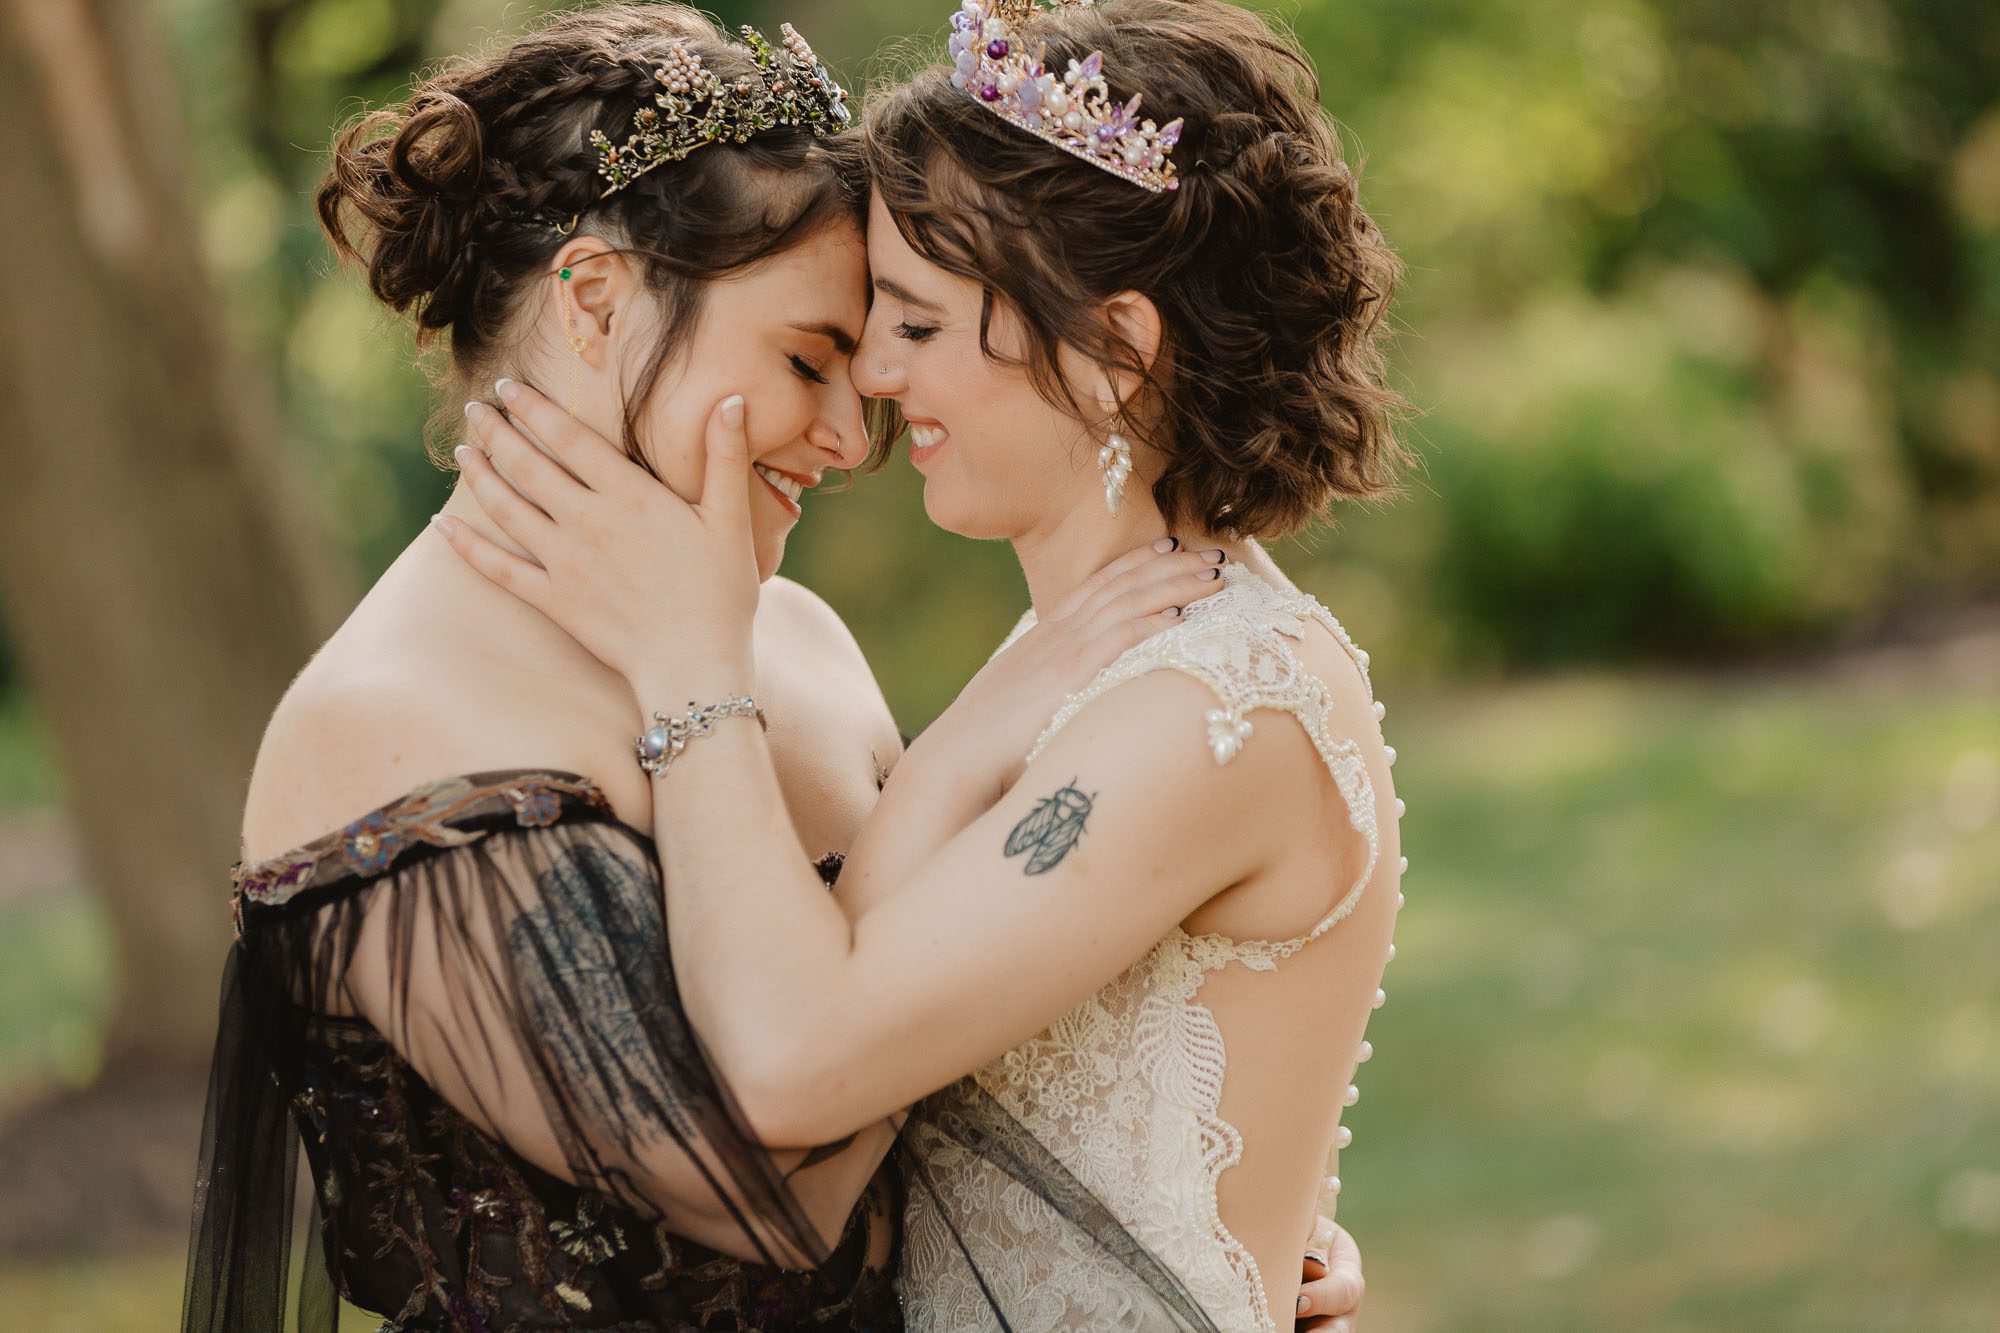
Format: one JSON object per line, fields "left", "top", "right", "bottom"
{"left": 106, "top": 0, "right": 2000, "bottom": 723}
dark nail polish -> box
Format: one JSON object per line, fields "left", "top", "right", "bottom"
{"left": 1204, "top": 567, "right": 1221, "bottom": 580}
{"left": 1167, "top": 537, "right": 1180, "bottom": 551}
{"left": 1204, "top": 548, "right": 1226, "bottom": 564}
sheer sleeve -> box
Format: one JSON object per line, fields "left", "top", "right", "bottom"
{"left": 181, "top": 772, "right": 889, "bottom": 1333}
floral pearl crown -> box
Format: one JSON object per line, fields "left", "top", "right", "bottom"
{"left": 947, "top": 0, "right": 1182, "bottom": 193}
{"left": 590, "top": 23, "right": 850, "bottom": 198}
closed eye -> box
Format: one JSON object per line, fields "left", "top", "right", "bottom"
{"left": 789, "top": 354, "right": 829, "bottom": 385}
{"left": 894, "top": 322, "right": 939, "bottom": 343}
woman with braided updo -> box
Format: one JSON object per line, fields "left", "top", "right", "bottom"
{"left": 182, "top": 3, "right": 1366, "bottom": 1331}
{"left": 436, "top": 0, "right": 1407, "bottom": 1327}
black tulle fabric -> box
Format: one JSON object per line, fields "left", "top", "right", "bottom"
{"left": 180, "top": 769, "right": 1222, "bottom": 1331}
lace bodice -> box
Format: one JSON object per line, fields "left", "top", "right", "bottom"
{"left": 902, "top": 564, "right": 1385, "bottom": 1332}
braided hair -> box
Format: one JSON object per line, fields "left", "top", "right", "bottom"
{"left": 316, "top": 3, "right": 865, "bottom": 465}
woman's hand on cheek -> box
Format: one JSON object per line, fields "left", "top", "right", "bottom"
{"left": 433, "top": 379, "right": 763, "bottom": 691}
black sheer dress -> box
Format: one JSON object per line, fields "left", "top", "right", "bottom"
{"left": 180, "top": 769, "right": 1222, "bottom": 1332}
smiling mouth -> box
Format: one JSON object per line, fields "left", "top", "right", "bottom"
{"left": 752, "top": 463, "right": 807, "bottom": 505}
{"left": 909, "top": 421, "right": 949, "bottom": 456}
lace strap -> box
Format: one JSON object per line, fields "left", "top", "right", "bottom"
{"left": 1020, "top": 569, "right": 1380, "bottom": 972}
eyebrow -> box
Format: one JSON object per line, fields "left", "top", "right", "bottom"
{"left": 788, "top": 320, "right": 859, "bottom": 356}
{"left": 872, "top": 277, "right": 947, "bottom": 317}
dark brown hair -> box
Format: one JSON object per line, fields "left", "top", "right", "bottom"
{"left": 316, "top": 2, "right": 866, "bottom": 465}
{"left": 862, "top": 0, "right": 1407, "bottom": 537}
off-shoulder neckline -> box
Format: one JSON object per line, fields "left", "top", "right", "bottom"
{"left": 232, "top": 770, "right": 636, "bottom": 921}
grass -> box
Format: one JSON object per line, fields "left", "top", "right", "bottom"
{"left": 0, "top": 667, "right": 1995, "bottom": 1330}
{"left": 1341, "top": 670, "right": 2000, "bottom": 1331}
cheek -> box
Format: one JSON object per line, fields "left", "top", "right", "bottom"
{"left": 636, "top": 398, "right": 707, "bottom": 497}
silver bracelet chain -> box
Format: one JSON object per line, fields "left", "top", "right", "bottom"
{"left": 635, "top": 695, "right": 764, "bottom": 777}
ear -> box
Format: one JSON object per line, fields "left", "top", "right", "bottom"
{"left": 1093, "top": 290, "right": 1164, "bottom": 417}
{"left": 549, "top": 237, "right": 638, "bottom": 366}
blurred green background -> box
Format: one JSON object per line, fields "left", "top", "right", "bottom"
{"left": 0, "top": 0, "right": 1995, "bottom": 1329}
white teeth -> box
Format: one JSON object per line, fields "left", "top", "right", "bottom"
{"left": 753, "top": 464, "right": 804, "bottom": 504}
{"left": 909, "top": 423, "right": 949, "bottom": 450}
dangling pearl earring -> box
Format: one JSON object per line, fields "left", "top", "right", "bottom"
{"left": 559, "top": 266, "right": 588, "bottom": 415}
{"left": 1099, "top": 429, "right": 1133, "bottom": 516}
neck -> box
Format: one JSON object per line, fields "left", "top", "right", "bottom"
{"left": 1011, "top": 492, "right": 1240, "bottom": 615}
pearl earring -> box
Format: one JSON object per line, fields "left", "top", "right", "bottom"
{"left": 1099, "top": 429, "right": 1133, "bottom": 516}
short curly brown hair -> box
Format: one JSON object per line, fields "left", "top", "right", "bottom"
{"left": 861, "top": 0, "right": 1407, "bottom": 538}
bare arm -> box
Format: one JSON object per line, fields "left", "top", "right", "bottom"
{"left": 641, "top": 667, "right": 1284, "bottom": 1145}
{"left": 433, "top": 383, "right": 1286, "bottom": 1145}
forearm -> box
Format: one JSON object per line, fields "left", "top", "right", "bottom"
{"left": 635, "top": 669, "right": 1249, "bottom": 1147}
{"left": 635, "top": 675, "right": 868, "bottom": 1130}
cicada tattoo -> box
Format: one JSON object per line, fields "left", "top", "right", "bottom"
{"left": 1003, "top": 780, "right": 1096, "bottom": 876}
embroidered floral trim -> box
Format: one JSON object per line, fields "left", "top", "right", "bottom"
{"left": 232, "top": 771, "right": 613, "bottom": 929}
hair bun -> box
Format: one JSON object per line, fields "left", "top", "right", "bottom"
{"left": 319, "top": 88, "right": 492, "bottom": 334}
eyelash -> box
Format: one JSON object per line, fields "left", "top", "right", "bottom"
{"left": 895, "top": 321, "right": 939, "bottom": 343}
{"left": 788, "top": 354, "right": 829, "bottom": 385}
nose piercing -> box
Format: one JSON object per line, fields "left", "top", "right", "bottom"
{"left": 878, "top": 364, "right": 889, "bottom": 376}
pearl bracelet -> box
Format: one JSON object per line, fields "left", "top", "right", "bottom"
{"left": 635, "top": 695, "right": 765, "bottom": 776}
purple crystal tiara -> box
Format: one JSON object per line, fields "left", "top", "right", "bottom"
{"left": 947, "top": 0, "right": 1181, "bottom": 193}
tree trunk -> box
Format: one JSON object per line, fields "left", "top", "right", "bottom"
{"left": 0, "top": 0, "right": 349, "bottom": 1071}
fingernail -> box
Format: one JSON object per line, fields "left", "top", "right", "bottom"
{"left": 1204, "top": 548, "right": 1226, "bottom": 564}
{"left": 1166, "top": 605, "right": 1183, "bottom": 617}
{"left": 428, "top": 513, "right": 450, "bottom": 534}
{"left": 453, "top": 443, "right": 474, "bottom": 466}
{"left": 463, "top": 400, "right": 477, "bottom": 418}
{"left": 465, "top": 401, "right": 488, "bottom": 421}
{"left": 1203, "top": 567, "right": 1221, "bottom": 580}
{"left": 495, "top": 378, "right": 520, "bottom": 402}
{"left": 1297, "top": 1294, "right": 1310, "bottom": 1316}
{"left": 721, "top": 394, "right": 745, "bottom": 427}
{"left": 1152, "top": 537, "right": 1177, "bottom": 554}
{"left": 1306, "top": 1251, "right": 1327, "bottom": 1268}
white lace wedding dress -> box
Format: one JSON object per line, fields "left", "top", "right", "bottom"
{"left": 901, "top": 562, "right": 1391, "bottom": 1332}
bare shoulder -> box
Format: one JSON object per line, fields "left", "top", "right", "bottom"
{"left": 759, "top": 575, "right": 900, "bottom": 741}
{"left": 241, "top": 644, "right": 648, "bottom": 866}
{"left": 1027, "top": 666, "right": 1323, "bottom": 828}
{"left": 759, "top": 576, "right": 871, "bottom": 670}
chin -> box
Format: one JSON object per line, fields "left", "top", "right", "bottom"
{"left": 754, "top": 532, "right": 789, "bottom": 583}
{"left": 920, "top": 479, "right": 1009, "bottom": 540}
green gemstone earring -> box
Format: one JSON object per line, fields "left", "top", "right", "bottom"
{"left": 558, "top": 265, "right": 588, "bottom": 415}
